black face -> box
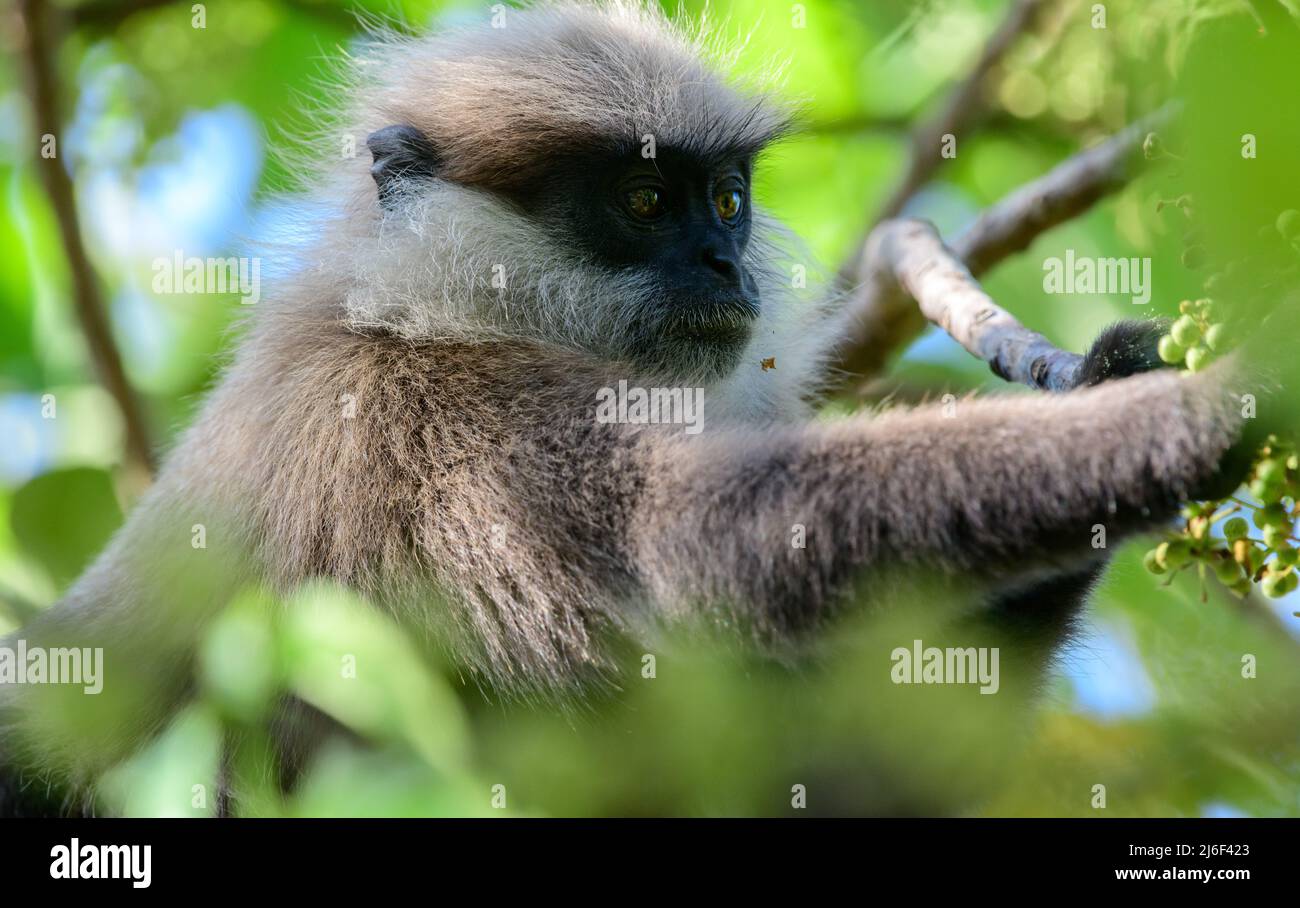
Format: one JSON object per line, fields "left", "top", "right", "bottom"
{"left": 366, "top": 125, "right": 762, "bottom": 378}
{"left": 514, "top": 147, "right": 761, "bottom": 375}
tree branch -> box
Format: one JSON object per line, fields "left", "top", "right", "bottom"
{"left": 832, "top": 115, "right": 1156, "bottom": 384}
{"left": 950, "top": 116, "right": 1153, "bottom": 274}
{"left": 16, "top": 0, "right": 156, "bottom": 477}
{"left": 860, "top": 0, "right": 1045, "bottom": 231}
{"left": 863, "top": 219, "right": 1084, "bottom": 390}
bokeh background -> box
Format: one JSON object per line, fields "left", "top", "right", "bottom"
{"left": 1, "top": 0, "right": 1298, "bottom": 816}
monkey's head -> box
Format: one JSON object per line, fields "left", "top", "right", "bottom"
{"left": 341, "top": 2, "right": 811, "bottom": 385}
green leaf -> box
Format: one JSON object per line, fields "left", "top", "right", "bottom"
{"left": 11, "top": 467, "right": 123, "bottom": 590}
{"left": 100, "top": 703, "right": 223, "bottom": 818}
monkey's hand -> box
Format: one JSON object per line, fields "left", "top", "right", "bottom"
{"left": 1072, "top": 319, "right": 1169, "bottom": 388}
{"left": 1074, "top": 319, "right": 1248, "bottom": 497}
{"left": 1068, "top": 319, "right": 1264, "bottom": 501}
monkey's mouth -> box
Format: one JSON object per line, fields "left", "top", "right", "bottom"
{"left": 662, "top": 297, "right": 759, "bottom": 348}
{"left": 621, "top": 295, "right": 759, "bottom": 377}
{"left": 667, "top": 319, "right": 754, "bottom": 347}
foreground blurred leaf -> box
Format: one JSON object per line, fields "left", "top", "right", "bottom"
{"left": 199, "top": 587, "right": 281, "bottom": 723}
{"left": 279, "top": 581, "right": 469, "bottom": 776}
{"left": 10, "top": 467, "right": 123, "bottom": 590}
{"left": 288, "top": 745, "right": 493, "bottom": 818}
{"left": 100, "top": 703, "right": 222, "bottom": 818}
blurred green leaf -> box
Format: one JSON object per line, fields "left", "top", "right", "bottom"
{"left": 199, "top": 587, "right": 281, "bottom": 723}
{"left": 11, "top": 467, "right": 123, "bottom": 590}
{"left": 279, "top": 581, "right": 470, "bottom": 776}
{"left": 101, "top": 703, "right": 223, "bottom": 818}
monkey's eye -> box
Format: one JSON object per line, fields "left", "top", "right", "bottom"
{"left": 626, "top": 187, "right": 665, "bottom": 220}
{"left": 714, "top": 188, "right": 743, "bottom": 222}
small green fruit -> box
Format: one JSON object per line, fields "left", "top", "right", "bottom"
{"left": 1250, "top": 478, "right": 1281, "bottom": 502}
{"left": 1157, "top": 335, "right": 1186, "bottom": 365}
{"left": 1223, "top": 517, "right": 1250, "bottom": 541}
{"left": 1257, "top": 459, "right": 1285, "bottom": 485}
{"left": 1264, "top": 525, "right": 1286, "bottom": 549}
{"left": 1262, "top": 569, "right": 1299, "bottom": 599}
{"left": 1213, "top": 557, "right": 1242, "bottom": 584}
{"left": 1171, "top": 315, "right": 1201, "bottom": 347}
{"left": 1204, "top": 323, "right": 1227, "bottom": 352}
{"left": 1158, "top": 539, "right": 1193, "bottom": 571}
{"left": 1185, "top": 346, "right": 1210, "bottom": 373}
{"left": 1259, "top": 504, "right": 1290, "bottom": 529}
{"left": 1143, "top": 549, "right": 1166, "bottom": 575}
{"left": 1231, "top": 539, "right": 1254, "bottom": 577}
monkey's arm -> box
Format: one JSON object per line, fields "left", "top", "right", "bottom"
{"left": 626, "top": 366, "right": 1241, "bottom": 632}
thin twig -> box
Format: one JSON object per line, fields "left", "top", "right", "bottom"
{"left": 16, "top": 0, "right": 156, "bottom": 476}
{"left": 858, "top": 0, "right": 1045, "bottom": 233}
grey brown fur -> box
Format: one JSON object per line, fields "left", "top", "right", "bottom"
{"left": 0, "top": 2, "right": 1244, "bottom": 812}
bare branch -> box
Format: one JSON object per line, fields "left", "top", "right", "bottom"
{"left": 860, "top": 0, "right": 1045, "bottom": 232}
{"left": 16, "top": 0, "right": 156, "bottom": 477}
{"left": 951, "top": 116, "right": 1153, "bottom": 273}
{"left": 864, "top": 219, "right": 1083, "bottom": 390}
{"left": 832, "top": 116, "right": 1155, "bottom": 384}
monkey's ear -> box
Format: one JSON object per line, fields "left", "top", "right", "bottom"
{"left": 366, "top": 124, "right": 442, "bottom": 208}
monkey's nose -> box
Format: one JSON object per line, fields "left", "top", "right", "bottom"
{"left": 701, "top": 246, "right": 742, "bottom": 287}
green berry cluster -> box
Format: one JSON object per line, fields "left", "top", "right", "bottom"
{"left": 1156, "top": 298, "right": 1225, "bottom": 373}
{"left": 1142, "top": 143, "right": 1298, "bottom": 606}
{"left": 1145, "top": 437, "right": 1300, "bottom": 600}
